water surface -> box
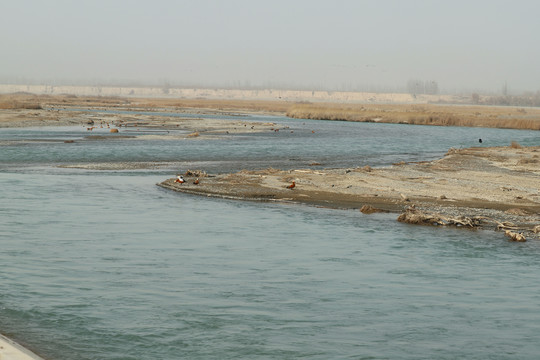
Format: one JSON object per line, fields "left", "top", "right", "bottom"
{"left": 2, "top": 113, "right": 540, "bottom": 359}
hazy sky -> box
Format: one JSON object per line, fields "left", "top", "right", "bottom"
{"left": 1, "top": 0, "right": 539, "bottom": 93}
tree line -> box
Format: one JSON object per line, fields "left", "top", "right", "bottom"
{"left": 472, "top": 91, "right": 540, "bottom": 107}
{"left": 407, "top": 79, "right": 439, "bottom": 95}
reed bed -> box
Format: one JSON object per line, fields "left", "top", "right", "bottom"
{"left": 3, "top": 92, "right": 540, "bottom": 130}
{"left": 1, "top": 93, "right": 290, "bottom": 114}
{"left": 130, "top": 98, "right": 291, "bottom": 114}
{"left": 0, "top": 93, "right": 43, "bottom": 109}
{"left": 0, "top": 93, "right": 127, "bottom": 109}
{"left": 286, "top": 103, "right": 540, "bottom": 130}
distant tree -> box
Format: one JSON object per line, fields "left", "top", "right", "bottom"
{"left": 162, "top": 81, "right": 170, "bottom": 95}
{"left": 407, "top": 79, "right": 423, "bottom": 94}
{"left": 407, "top": 79, "right": 438, "bottom": 95}
{"left": 471, "top": 93, "right": 480, "bottom": 104}
{"left": 424, "top": 80, "right": 439, "bottom": 95}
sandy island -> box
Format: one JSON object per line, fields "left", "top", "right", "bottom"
{"left": 158, "top": 146, "right": 540, "bottom": 241}
{"left": 2, "top": 93, "right": 539, "bottom": 241}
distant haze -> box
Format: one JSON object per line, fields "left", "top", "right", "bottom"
{"left": 1, "top": 0, "right": 539, "bottom": 94}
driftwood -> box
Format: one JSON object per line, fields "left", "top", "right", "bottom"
{"left": 359, "top": 205, "right": 389, "bottom": 214}
{"left": 184, "top": 169, "right": 207, "bottom": 178}
{"left": 505, "top": 230, "right": 526, "bottom": 242}
{"left": 397, "top": 207, "right": 482, "bottom": 228}
{"left": 495, "top": 220, "right": 519, "bottom": 231}
{"left": 397, "top": 207, "right": 534, "bottom": 242}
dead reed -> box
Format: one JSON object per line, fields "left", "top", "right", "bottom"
{"left": 510, "top": 141, "right": 522, "bottom": 149}
{"left": 130, "top": 98, "right": 291, "bottom": 114}
{"left": 286, "top": 103, "right": 540, "bottom": 131}
{"left": 3, "top": 92, "right": 540, "bottom": 131}
{"left": 0, "top": 93, "right": 43, "bottom": 109}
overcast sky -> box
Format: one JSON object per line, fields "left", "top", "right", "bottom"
{"left": 1, "top": 0, "right": 539, "bottom": 93}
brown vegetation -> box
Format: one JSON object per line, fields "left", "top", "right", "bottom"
{"left": 0, "top": 93, "right": 43, "bottom": 109}
{"left": 510, "top": 141, "right": 522, "bottom": 149}
{"left": 3, "top": 92, "right": 540, "bottom": 131}
{"left": 0, "top": 92, "right": 127, "bottom": 109}
{"left": 286, "top": 103, "right": 540, "bottom": 130}
{"left": 129, "top": 98, "right": 291, "bottom": 114}
{"left": 1, "top": 92, "right": 291, "bottom": 115}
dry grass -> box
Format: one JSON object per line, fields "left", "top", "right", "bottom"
{"left": 0, "top": 92, "right": 127, "bottom": 109}
{"left": 1, "top": 93, "right": 290, "bottom": 114}
{"left": 286, "top": 103, "right": 540, "bottom": 130}
{"left": 3, "top": 92, "right": 540, "bottom": 131}
{"left": 0, "top": 93, "right": 43, "bottom": 109}
{"left": 2, "top": 92, "right": 131, "bottom": 107}
{"left": 129, "top": 98, "right": 291, "bottom": 114}
{"left": 510, "top": 141, "right": 522, "bottom": 149}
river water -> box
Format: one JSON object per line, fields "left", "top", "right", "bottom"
{"left": 1, "top": 112, "right": 540, "bottom": 359}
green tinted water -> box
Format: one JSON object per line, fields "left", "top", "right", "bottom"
{"left": 1, "top": 117, "right": 540, "bottom": 359}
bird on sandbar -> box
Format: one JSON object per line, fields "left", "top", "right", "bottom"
{"left": 286, "top": 181, "right": 296, "bottom": 189}
{"left": 193, "top": 178, "right": 200, "bottom": 185}
{"left": 175, "top": 175, "right": 185, "bottom": 184}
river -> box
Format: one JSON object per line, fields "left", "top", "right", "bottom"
{"left": 1, "top": 113, "right": 540, "bottom": 359}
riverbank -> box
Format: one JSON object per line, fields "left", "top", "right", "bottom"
{"left": 158, "top": 145, "right": 540, "bottom": 240}
{"left": 287, "top": 103, "right": 540, "bottom": 130}
{"left": 2, "top": 93, "right": 539, "bottom": 239}
{"left": 2, "top": 92, "right": 540, "bottom": 131}
{"left": 0, "top": 333, "right": 45, "bottom": 360}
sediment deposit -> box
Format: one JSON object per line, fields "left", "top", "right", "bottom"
{"left": 159, "top": 146, "right": 540, "bottom": 239}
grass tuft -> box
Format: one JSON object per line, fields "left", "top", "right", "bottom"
{"left": 510, "top": 141, "right": 522, "bottom": 149}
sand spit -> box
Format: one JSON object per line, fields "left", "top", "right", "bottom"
{"left": 0, "top": 107, "right": 279, "bottom": 142}
{"left": 158, "top": 146, "right": 540, "bottom": 240}
{"left": 0, "top": 106, "right": 281, "bottom": 141}
{"left": 0, "top": 333, "right": 45, "bottom": 360}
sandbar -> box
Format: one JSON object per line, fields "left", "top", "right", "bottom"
{"left": 158, "top": 146, "right": 540, "bottom": 240}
